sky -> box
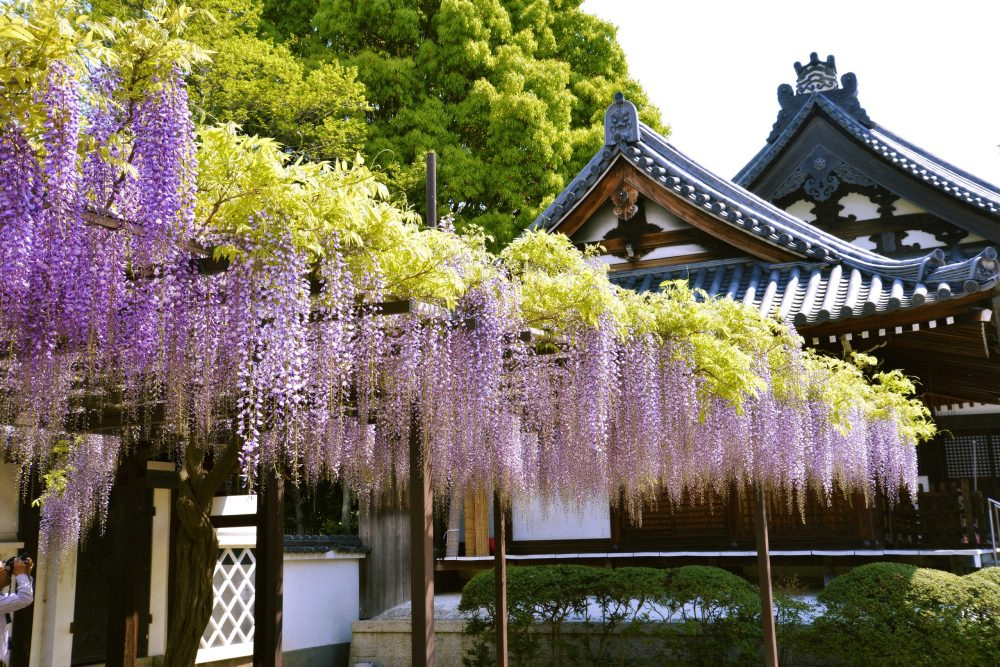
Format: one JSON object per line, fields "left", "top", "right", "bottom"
{"left": 579, "top": 0, "right": 1000, "bottom": 186}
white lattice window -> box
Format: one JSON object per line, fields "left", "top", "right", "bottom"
{"left": 196, "top": 547, "right": 256, "bottom": 662}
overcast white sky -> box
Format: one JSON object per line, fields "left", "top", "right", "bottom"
{"left": 580, "top": 0, "right": 1000, "bottom": 186}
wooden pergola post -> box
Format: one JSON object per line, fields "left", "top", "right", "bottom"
{"left": 409, "top": 151, "right": 439, "bottom": 667}
{"left": 493, "top": 491, "right": 508, "bottom": 667}
{"left": 409, "top": 422, "right": 435, "bottom": 666}
{"left": 107, "top": 448, "right": 149, "bottom": 667}
{"left": 254, "top": 468, "right": 285, "bottom": 667}
{"left": 754, "top": 485, "right": 778, "bottom": 667}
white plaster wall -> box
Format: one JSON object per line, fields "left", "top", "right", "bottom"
{"left": 644, "top": 201, "right": 689, "bottom": 231}
{"left": 148, "top": 487, "right": 171, "bottom": 656}
{"left": 29, "top": 546, "right": 76, "bottom": 667}
{"left": 901, "top": 230, "right": 944, "bottom": 250}
{"left": 283, "top": 553, "right": 363, "bottom": 650}
{"left": 640, "top": 243, "right": 712, "bottom": 262}
{"left": 572, "top": 203, "right": 619, "bottom": 243}
{"left": 513, "top": 495, "right": 611, "bottom": 541}
{"left": 784, "top": 199, "right": 816, "bottom": 222}
{"left": 892, "top": 197, "right": 925, "bottom": 216}
{"left": 838, "top": 192, "right": 881, "bottom": 220}
{"left": 0, "top": 465, "right": 20, "bottom": 540}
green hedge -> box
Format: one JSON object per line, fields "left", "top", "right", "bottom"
{"left": 459, "top": 565, "right": 762, "bottom": 666}
{"left": 811, "top": 562, "right": 1000, "bottom": 666}
{"left": 459, "top": 562, "right": 1000, "bottom": 666}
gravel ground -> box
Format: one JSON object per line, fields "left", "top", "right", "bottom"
{"left": 371, "top": 593, "right": 823, "bottom": 623}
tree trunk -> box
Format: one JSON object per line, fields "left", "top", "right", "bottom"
{"left": 163, "top": 442, "right": 238, "bottom": 667}
{"left": 342, "top": 483, "right": 351, "bottom": 531}
{"left": 290, "top": 484, "right": 305, "bottom": 535}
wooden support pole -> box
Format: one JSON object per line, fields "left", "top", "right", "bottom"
{"left": 493, "top": 491, "right": 508, "bottom": 667}
{"left": 410, "top": 423, "right": 435, "bottom": 667}
{"left": 754, "top": 485, "right": 778, "bottom": 667}
{"left": 107, "top": 449, "right": 148, "bottom": 667}
{"left": 425, "top": 152, "right": 437, "bottom": 228}
{"left": 254, "top": 468, "right": 285, "bottom": 667}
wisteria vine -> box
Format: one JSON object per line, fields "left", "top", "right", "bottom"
{"left": 0, "top": 8, "right": 934, "bottom": 556}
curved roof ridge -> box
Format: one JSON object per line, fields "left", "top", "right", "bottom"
{"left": 532, "top": 93, "right": 1000, "bottom": 291}
{"left": 735, "top": 56, "right": 1000, "bottom": 218}
{"left": 632, "top": 121, "right": 944, "bottom": 281}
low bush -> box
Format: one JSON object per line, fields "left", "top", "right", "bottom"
{"left": 811, "top": 562, "right": 992, "bottom": 666}
{"left": 962, "top": 567, "right": 1000, "bottom": 658}
{"left": 459, "top": 564, "right": 762, "bottom": 666}
{"left": 459, "top": 561, "right": 1000, "bottom": 666}
{"left": 653, "top": 565, "right": 760, "bottom": 666}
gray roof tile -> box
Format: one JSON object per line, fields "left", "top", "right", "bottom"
{"left": 283, "top": 534, "right": 370, "bottom": 555}
{"left": 532, "top": 90, "right": 1000, "bottom": 323}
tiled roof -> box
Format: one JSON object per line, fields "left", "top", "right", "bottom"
{"left": 609, "top": 252, "right": 999, "bottom": 328}
{"left": 532, "top": 90, "right": 1000, "bottom": 323}
{"left": 531, "top": 94, "right": 995, "bottom": 287}
{"left": 735, "top": 56, "right": 1000, "bottom": 217}
{"left": 283, "top": 534, "right": 370, "bottom": 554}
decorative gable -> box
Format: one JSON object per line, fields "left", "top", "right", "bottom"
{"left": 737, "top": 54, "right": 1000, "bottom": 260}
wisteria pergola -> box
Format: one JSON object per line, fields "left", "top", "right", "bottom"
{"left": 0, "top": 5, "right": 932, "bottom": 667}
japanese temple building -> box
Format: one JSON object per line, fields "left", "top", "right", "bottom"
{"left": 438, "top": 55, "right": 1000, "bottom": 586}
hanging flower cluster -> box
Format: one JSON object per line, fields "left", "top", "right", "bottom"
{"left": 0, "top": 1, "right": 934, "bottom": 555}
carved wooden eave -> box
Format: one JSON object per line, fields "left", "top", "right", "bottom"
{"left": 551, "top": 158, "right": 802, "bottom": 267}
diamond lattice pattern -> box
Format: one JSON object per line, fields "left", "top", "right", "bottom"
{"left": 200, "top": 547, "right": 256, "bottom": 649}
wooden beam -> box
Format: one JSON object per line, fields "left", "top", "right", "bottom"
{"left": 622, "top": 170, "right": 802, "bottom": 264}
{"left": 254, "top": 468, "right": 285, "bottom": 667}
{"left": 409, "top": 422, "right": 435, "bottom": 667}
{"left": 606, "top": 249, "right": 744, "bottom": 273}
{"left": 754, "top": 486, "right": 778, "bottom": 667}
{"left": 493, "top": 491, "right": 508, "bottom": 667}
{"left": 579, "top": 228, "right": 706, "bottom": 254}
{"left": 800, "top": 294, "right": 993, "bottom": 339}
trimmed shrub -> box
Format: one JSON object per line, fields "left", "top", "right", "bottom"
{"left": 965, "top": 565, "right": 1000, "bottom": 588}
{"left": 811, "top": 563, "right": 983, "bottom": 666}
{"left": 580, "top": 567, "right": 663, "bottom": 666}
{"left": 653, "top": 565, "right": 761, "bottom": 666}
{"left": 962, "top": 568, "right": 1000, "bottom": 659}
{"left": 459, "top": 564, "right": 602, "bottom": 666}
{"left": 773, "top": 576, "right": 816, "bottom": 666}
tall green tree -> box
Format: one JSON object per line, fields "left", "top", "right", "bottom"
{"left": 93, "top": 0, "right": 370, "bottom": 161}
{"left": 274, "top": 0, "right": 666, "bottom": 245}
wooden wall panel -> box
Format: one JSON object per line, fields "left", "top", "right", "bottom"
{"left": 464, "top": 488, "right": 489, "bottom": 556}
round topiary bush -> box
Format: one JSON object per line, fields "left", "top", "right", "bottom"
{"left": 654, "top": 566, "right": 761, "bottom": 666}
{"left": 962, "top": 567, "right": 1000, "bottom": 659}
{"left": 812, "top": 563, "right": 983, "bottom": 666}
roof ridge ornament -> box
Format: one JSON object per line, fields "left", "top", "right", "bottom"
{"left": 767, "top": 54, "right": 873, "bottom": 143}
{"left": 794, "top": 53, "right": 839, "bottom": 94}
{"left": 604, "top": 92, "right": 640, "bottom": 146}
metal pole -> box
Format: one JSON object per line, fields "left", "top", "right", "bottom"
{"left": 753, "top": 485, "right": 779, "bottom": 667}
{"left": 972, "top": 439, "right": 978, "bottom": 492}
{"left": 493, "top": 491, "right": 508, "bottom": 667}
{"left": 990, "top": 499, "right": 999, "bottom": 566}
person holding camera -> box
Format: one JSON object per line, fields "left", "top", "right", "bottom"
{"left": 0, "top": 554, "right": 33, "bottom": 667}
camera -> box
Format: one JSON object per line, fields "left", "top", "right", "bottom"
{"left": 2, "top": 551, "right": 30, "bottom": 574}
